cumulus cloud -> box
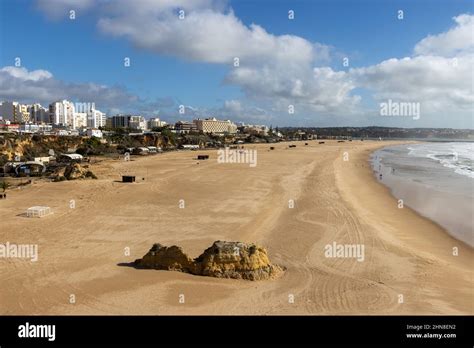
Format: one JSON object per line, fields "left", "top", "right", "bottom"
{"left": 223, "top": 99, "right": 242, "bottom": 113}
{"left": 227, "top": 65, "right": 360, "bottom": 115}
{"left": 0, "top": 66, "right": 139, "bottom": 112}
{"left": 350, "top": 15, "right": 473, "bottom": 127}
{"left": 414, "top": 14, "right": 474, "bottom": 57}
{"left": 100, "top": 10, "right": 315, "bottom": 67}
{"left": 1, "top": 66, "right": 53, "bottom": 81}
{"left": 203, "top": 100, "right": 273, "bottom": 124}
{"left": 31, "top": 1, "right": 474, "bottom": 127}
{"left": 351, "top": 56, "right": 473, "bottom": 109}
{"left": 35, "top": 0, "right": 342, "bottom": 114}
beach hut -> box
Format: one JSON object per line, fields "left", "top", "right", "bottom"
{"left": 26, "top": 206, "right": 52, "bottom": 218}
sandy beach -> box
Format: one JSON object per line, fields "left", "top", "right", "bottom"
{"left": 0, "top": 140, "right": 472, "bottom": 315}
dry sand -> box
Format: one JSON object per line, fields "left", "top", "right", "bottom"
{"left": 0, "top": 140, "right": 472, "bottom": 315}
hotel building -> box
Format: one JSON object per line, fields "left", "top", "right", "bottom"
{"left": 193, "top": 117, "right": 237, "bottom": 134}
{"left": 175, "top": 121, "right": 198, "bottom": 133}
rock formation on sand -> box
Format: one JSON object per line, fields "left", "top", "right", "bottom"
{"left": 134, "top": 241, "right": 283, "bottom": 281}
{"left": 55, "top": 163, "right": 97, "bottom": 181}
{"left": 134, "top": 244, "right": 196, "bottom": 273}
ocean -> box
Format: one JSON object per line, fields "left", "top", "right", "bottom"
{"left": 371, "top": 142, "right": 474, "bottom": 247}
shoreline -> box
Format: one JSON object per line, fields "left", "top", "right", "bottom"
{"left": 369, "top": 143, "right": 473, "bottom": 248}
{"left": 0, "top": 140, "right": 472, "bottom": 315}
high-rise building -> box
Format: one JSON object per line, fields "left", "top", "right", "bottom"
{"left": 147, "top": 117, "right": 166, "bottom": 129}
{"left": 75, "top": 102, "right": 106, "bottom": 128}
{"left": 129, "top": 115, "right": 147, "bottom": 130}
{"left": 0, "top": 101, "right": 19, "bottom": 122}
{"left": 0, "top": 101, "right": 29, "bottom": 123}
{"left": 29, "top": 103, "right": 49, "bottom": 124}
{"left": 109, "top": 115, "right": 131, "bottom": 129}
{"left": 18, "top": 104, "right": 30, "bottom": 123}
{"left": 193, "top": 117, "right": 237, "bottom": 134}
{"left": 74, "top": 112, "right": 88, "bottom": 129}
{"left": 86, "top": 109, "right": 105, "bottom": 128}
{"left": 49, "top": 100, "right": 75, "bottom": 127}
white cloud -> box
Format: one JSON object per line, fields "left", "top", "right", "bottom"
{"left": 97, "top": 4, "right": 316, "bottom": 68}
{"left": 350, "top": 15, "right": 474, "bottom": 127}
{"left": 32, "top": 1, "right": 474, "bottom": 127}
{"left": 224, "top": 99, "right": 242, "bottom": 112}
{"left": 0, "top": 66, "right": 139, "bottom": 112}
{"left": 34, "top": 0, "right": 344, "bottom": 119}
{"left": 351, "top": 55, "right": 473, "bottom": 109}
{"left": 227, "top": 65, "right": 360, "bottom": 115}
{"left": 92, "top": 0, "right": 347, "bottom": 117}
{"left": 1, "top": 66, "right": 52, "bottom": 81}
{"left": 414, "top": 14, "right": 474, "bottom": 57}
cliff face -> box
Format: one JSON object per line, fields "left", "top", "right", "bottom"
{"left": 109, "top": 133, "right": 176, "bottom": 150}
{"left": 0, "top": 132, "right": 203, "bottom": 166}
{"left": 0, "top": 134, "right": 169, "bottom": 165}
{"left": 0, "top": 134, "right": 84, "bottom": 164}
{"left": 134, "top": 241, "right": 284, "bottom": 281}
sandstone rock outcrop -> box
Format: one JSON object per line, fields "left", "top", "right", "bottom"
{"left": 63, "top": 163, "right": 97, "bottom": 180}
{"left": 134, "top": 243, "right": 196, "bottom": 273}
{"left": 134, "top": 240, "right": 283, "bottom": 281}
{"left": 196, "top": 241, "right": 282, "bottom": 280}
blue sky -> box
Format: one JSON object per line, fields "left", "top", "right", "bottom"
{"left": 0, "top": 0, "right": 472, "bottom": 128}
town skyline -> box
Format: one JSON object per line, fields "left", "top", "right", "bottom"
{"left": 0, "top": 0, "right": 473, "bottom": 129}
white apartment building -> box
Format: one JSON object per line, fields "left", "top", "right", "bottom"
{"left": 129, "top": 115, "right": 147, "bottom": 130}
{"left": 86, "top": 129, "right": 103, "bottom": 138}
{"left": 242, "top": 124, "right": 270, "bottom": 136}
{"left": 29, "top": 103, "right": 49, "bottom": 124}
{"left": 18, "top": 104, "right": 30, "bottom": 123}
{"left": 49, "top": 100, "right": 102, "bottom": 130}
{"left": 49, "top": 100, "right": 75, "bottom": 127}
{"left": 193, "top": 117, "right": 237, "bottom": 134}
{"left": 73, "top": 112, "right": 88, "bottom": 129}
{"left": 0, "top": 101, "right": 30, "bottom": 123}
{"left": 87, "top": 109, "right": 106, "bottom": 128}
{"left": 147, "top": 117, "right": 167, "bottom": 129}
{"left": 75, "top": 102, "right": 106, "bottom": 128}
{"left": 0, "top": 101, "right": 19, "bottom": 122}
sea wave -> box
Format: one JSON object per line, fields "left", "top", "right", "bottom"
{"left": 407, "top": 142, "right": 474, "bottom": 178}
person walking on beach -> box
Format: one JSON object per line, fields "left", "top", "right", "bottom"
{"left": 1, "top": 181, "right": 9, "bottom": 199}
